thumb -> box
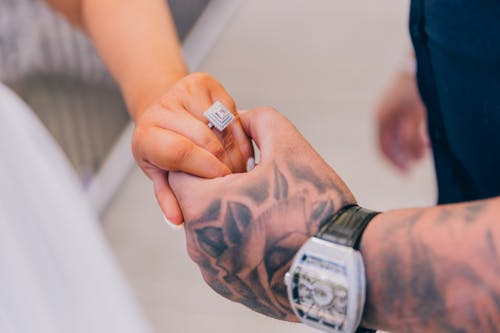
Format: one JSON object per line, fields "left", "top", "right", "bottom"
{"left": 238, "top": 107, "right": 294, "bottom": 161}
{"left": 169, "top": 171, "right": 237, "bottom": 222}
{"left": 168, "top": 171, "right": 204, "bottom": 211}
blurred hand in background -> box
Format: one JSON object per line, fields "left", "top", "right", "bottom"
{"left": 376, "top": 70, "right": 430, "bottom": 172}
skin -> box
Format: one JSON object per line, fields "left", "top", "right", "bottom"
{"left": 376, "top": 69, "right": 429, "bottom": 172}
{"left": 43, "top": 0, "right": 253, "bottom": 223}
{"left": 170, "top": 107, "right": 500, "bottom": 332}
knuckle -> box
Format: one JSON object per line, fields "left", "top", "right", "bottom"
{"left": 158, "top": 97, "right": 179, "bottom": 111}
{"left": 255, "top": 106, "right": 278, "bottom": 118}
{"left": 207, "top": 140, "right": 226, "bottom": 160}
{"left": 131, "top": 127, "right": 146, "bottom": 157}
{"left": 167, "top": 138, "right": 194, "bottom": 166}
{"left": 197, "top": 130, "right": 214, "bottom": 147}
{"left": 257, "top": 106, "right": 278, "bottom": 113}
{"left": 195, "top": 125, "right": 225, "bottom": 158}
{"left": 190, "top": 72, "right": 212, "bottom": 85}
{"left": 163, "top": 87, "right": 185, "bottom": 106}
{"left": 253, "top": 106, "right": 281, "bottom": 124}
{"left": 220, "top": 96, "right": 236, "bottom": 111}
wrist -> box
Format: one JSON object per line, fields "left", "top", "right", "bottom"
{"left": 358, "top": 212, "right": 385, "bottom": 330}
{"left": 121, "top": 66, "right": 188, "bottom": 121}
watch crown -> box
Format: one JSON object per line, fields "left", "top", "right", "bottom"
{"left": 284, "top": 272, "right": 291, "bottom": 286}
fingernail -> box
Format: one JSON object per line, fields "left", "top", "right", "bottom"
{"left": 246, "top": 157, "right": 256, "bottom": 172}
{"left": 162, "top": 213, "right": 183, "bottom": 230}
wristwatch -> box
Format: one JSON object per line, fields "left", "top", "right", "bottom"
{"left": 285, "top": 205, "right": 378, "bottom": 333}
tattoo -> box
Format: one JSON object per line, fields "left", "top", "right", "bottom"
{"left": 374, "top": 249, "right": 402, "bottom": 318}
{"left": 389, "top": 210, "right": 425, "bottom": 232}
{"left": 273, "top": 163, "right": 288, "bottom": 200}
{"left": 241, "top": 178, "right": 270, "bottom": 204}
{"left": 191, "top": 199, "right": 221, "bottom": 224}
{"left": 287, "top": 162, "right": 330, "bottom": 193}
{"left": 484, "top": 230, "right": 500, "bottom": 278}
{"left": 434, "top": 201, "right": 489, "bottom": 226}
{"left": 185, "top": 161, "right": 351, "bottom": 320}
{"left": 363, "top": 198, "right": 500, "bottom": 332}
{"left": 485, "top": 230, "right": 499, "bottom": 262}
{"left": 225, "top": 202, "right": 252, "bottom": 244}
{"left": 287, "top": 161, "right": 348, "bottom": 203}
{"left": 407, "top": 240, "right": 445, "bottom": 330}
{"left": 195, "top": 227, "right": 227, "bottom": 258}
{"left": 312, "top": 199, "right": 336, "bottom": 229}
{"left": 435, "top": 208, "right": 454, "bottom": 225}
{"left": 463, "top": 201, "right": 488, "bottom": 224}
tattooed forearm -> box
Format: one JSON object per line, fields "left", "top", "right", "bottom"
{"left": 361, "top": 197, "right": 500, "bottom": 333}
{"left": 183, "top": 162, "right": 353, "bottom": 321}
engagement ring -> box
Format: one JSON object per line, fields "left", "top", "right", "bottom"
{"left": 204, "top": 100, "right": 235, "bottom": 132}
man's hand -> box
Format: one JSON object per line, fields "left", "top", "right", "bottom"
{"left": 169, "top": 107, "right": 355, "bottom": 320}
{"left": 376, "top": 71, "right": 429, "bottom": 172}
{"left": 132, "top": 73, "right": 253, "bottom": 225}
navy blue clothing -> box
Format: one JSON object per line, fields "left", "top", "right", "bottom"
{"left": 409, "top": 0, "right": 500, "bottom": 204}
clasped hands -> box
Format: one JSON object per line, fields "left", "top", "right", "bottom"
{"left": 132, "top": 73, "right": 355, "bottom": 320}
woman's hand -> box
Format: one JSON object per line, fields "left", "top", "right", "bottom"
{"left": 132, "top": 73, "right": 253, "bottom": 225}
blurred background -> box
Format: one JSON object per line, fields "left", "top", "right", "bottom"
{"left": 102, "top": 0, "right": 434, "bottom": 332}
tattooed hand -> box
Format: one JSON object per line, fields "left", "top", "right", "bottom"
{"left": 169, "top": 107, "right": 355, "bottom": 321}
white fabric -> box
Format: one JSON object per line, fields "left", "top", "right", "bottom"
{"left": 0, "top": 84, "right": 150, "bottom": 333}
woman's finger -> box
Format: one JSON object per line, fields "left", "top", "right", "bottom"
{"left": 150, "top": 170, "right": 184, "bottom": 225}
{"left": 208, "top": 84, "right": 254, "bottom": 173}
{"left": 139, "top": 126, "right": 232, "bottom": 177}
{"left": 151, "top": 104, "right": 233, "bottom": 167}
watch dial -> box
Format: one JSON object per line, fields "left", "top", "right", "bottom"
{"left": 293, "top": 255, "right": 348, "bottom": 330}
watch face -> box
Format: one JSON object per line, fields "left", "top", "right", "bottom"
{"left": 292, "top": 254, "right": 349, "bottom": 331}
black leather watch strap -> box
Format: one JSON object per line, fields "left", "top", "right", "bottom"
{"left": 317, "top": 204, "right": 379, "bottom": 333}
{"left": 317, "top": 205, "right": 379, "bottom": 250}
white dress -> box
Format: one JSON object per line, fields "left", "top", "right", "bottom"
{"left": 0, "top": 83, "right": 151, "bottom": 333}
